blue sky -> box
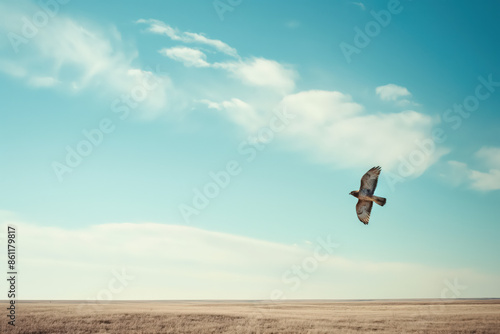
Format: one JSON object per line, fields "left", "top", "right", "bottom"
{"left": 0, "top": 0, "right": 499, "bottom": 300}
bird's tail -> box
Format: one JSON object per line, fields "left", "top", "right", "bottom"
{"left": 373, "top": 196, "right": 386, "bottom": 206}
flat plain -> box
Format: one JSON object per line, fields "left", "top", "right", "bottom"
{"left": 1, "top": 299, "right": 499, "bottom": 333}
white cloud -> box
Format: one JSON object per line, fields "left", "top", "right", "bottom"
{"left": 215, "top": 57, "right": 297, "bottom": 93}
{"left": 277, "top": 90, "right": 446, "bottom": 174}
{"left": 136, "top": 17, "right": 440, "bottom": 176}
{"left": 134, "top": 18, "right": 431, "bottom": 176}
{"left": 475, "top": 147, "right": 500, "bottom": 169}
{"left": 444, "top": 147, "right": 500, "bottom": 191}
{"left": 1, "top": 212, "right": 498, "bottom": 300}
{"left": 184, "top": 31, "right": 238, "bottom": 58}
{"left": 0, "top": 6, "right": 442, "bottom": 176}
{"left": 204, "top": 90, "right": 446, "bottom": 176}
{"left": 199, "top": 99, "right": 223, "bottom": 110}
{"left": 470, "top": 169, "right": 500, "bottom": 191}
{"left": 137, "top": 19, "right": 238, "bottom": 58}
{"left": 158, "top": 48, "right": 297, "bottom": 93}
{"left": 441, "top": 160, "right": 471, "bottom": 187}
{"left": 469, "top": 147, "right": 500, "bottom": 191}
{"left": 0, "top": 4, "right": 171, "bottom": 116}
{"left": 137, "top": 18, "right": 179, "bottom": 39}
{"left": 140, "top": 19, "right": 297, "bottom": 93}
{"left": 376, "top": 83, "right": 411, "bottom": 101}
{"left": 202, "top": 98, "right": 265, "bottom": 132}
{"left": 160, "top": 46, "right": 210, "bottom": 68}
{"left": 281, "top": 90, "right": 363, "bottom": 123}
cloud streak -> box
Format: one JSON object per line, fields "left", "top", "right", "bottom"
{"left": 137, "top": 19, "right": 239, "bottom": 58}
{"left": 446, "top": 147, "right": 500, "bottom": 191}
{"left": 140, "top": 19, "right": 297, "bottom": 94}
{"left": 0, "top": 4, "right": 171, "bottom": 116}
{"left": 1, "top": 212, "right": 498, "bottom": 300}
{"left": 160, "top": 46, "right": 211, "bottom": 68}
{"left": 376, "top": 83, "right": 411, "bottom": 101}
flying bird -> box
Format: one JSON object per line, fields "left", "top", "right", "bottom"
{"left": 349, "top": 166, "right": 386, "bottom": 224}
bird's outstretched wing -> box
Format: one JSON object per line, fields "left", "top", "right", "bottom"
{"left": 360, "top": 166, "right": 381, "bottom": 194}
{"left": 356, "top": 200, "right": 373, "bottom": 225}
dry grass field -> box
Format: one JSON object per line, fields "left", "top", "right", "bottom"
{"left": 1, "top": 299, "right": 499, "bottom": 333}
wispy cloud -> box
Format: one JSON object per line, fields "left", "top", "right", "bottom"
{"left": 444, "top": 147, "right": 500, "bottom": 191}
{"left": 470, "top": 169, "right": 500, "bottom": 191}
{"left": 141, "top": 19, "right": 297, "bottom": 94}
{"left": 137, "top": 19, "right": 239, "bottom": 58}
{"left": 159, "top": 45, "right": 297, "bottom": 93}
{"left": 469, "top": 147, "right": 500, "bottom": 191}
{"left": 138, "top": 17, "right": 443, "bottom": 177}
{"left": 207, "top": 89, "right": 446, "bottom": 175}
{"left": 1, "top": 211, "right": 497, "bottom": 300}
{"left": 2, "top": 9, "right": 445, "bottom": 177}
{"left": 0, "top": 3, "right": 171, "bottom": 116}
{"left": 476, "top": 146, "right": 500, "bottom": 168}
{"left": 160, "top": 46, "right": 211, "bottom": 68}
{"left": 351, "top": 2, "right": 366, "bottom": 10}
{"left": 277, "top": 90, "right": 446, "bottom": 174}
{"left": 376, "top": 83, "right": 412, "bottom": 101}
{"left": 214, "top": 57, "right": 297, "bottom": 93}
{"left": 201, "top": 98, "right": 264, "bottom": 132}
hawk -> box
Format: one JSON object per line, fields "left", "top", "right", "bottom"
{"left": 349, "top": 166, "right": 386, "bottom": 224}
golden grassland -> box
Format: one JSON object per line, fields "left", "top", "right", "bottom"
{"left": 1, "top": 299, "right": 499, "bottom": 333}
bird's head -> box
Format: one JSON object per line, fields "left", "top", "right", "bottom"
{"left": 349, "top": 191, "right": 358, "bottom": 197}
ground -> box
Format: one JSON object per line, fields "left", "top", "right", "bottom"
{"left": 1, "top": 299, "right": 499, "bottom": 333}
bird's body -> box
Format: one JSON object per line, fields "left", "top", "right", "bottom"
{"left": 358, "top": 188, "right": 374, "bottom": 199}
{"left": 349, "top": 166, "right": 386, "bottom": 224}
